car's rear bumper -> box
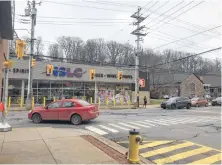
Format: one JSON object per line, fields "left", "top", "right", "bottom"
{"left": 86, "top": 111, "right": 99, "bottom": 120}
{"left": 28, "top": 112, "right": 32, "bottom": 119}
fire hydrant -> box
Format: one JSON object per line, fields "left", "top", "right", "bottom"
{"left": 127, "top": 129, "right": 143, "bottom": 164}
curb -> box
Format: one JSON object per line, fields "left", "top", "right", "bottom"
{"left": 90, "top": 134, "right": 153, "bottom": 164}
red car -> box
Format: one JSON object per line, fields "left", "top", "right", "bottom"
{"left": 28, "top": 99, "right": 99, "bottom": 125}
{"left": 191, "top": 97, "right": 208, "bottom": 107}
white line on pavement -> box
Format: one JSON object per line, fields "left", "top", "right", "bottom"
{"left": 98, "top": 125, "right": 119, "bottom": 133}
{"left": 108, "top": 123, "right": 130, "bottom": 131}
{"left": 128, "top": 122, "right": 150, "bottom": 128}
{"left": 118, "top": 122, "right": 140, "bottom": 129}
{"left": 85, "top": 126, "right": 108, "bottom": 135}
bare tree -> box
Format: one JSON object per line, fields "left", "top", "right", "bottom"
{"left": 57, "top": 36, "right": 84, "bottom": 61}
{"left": 84, "top": 39, "right": 98, "bottom": 63}
{"left": 48, "top": 43, "right": 63, "bottom": 59}
{"left": 35, "top": 36, "right": 44, "bottom": 56}
{"left": 106, "top": 41, "right": 124, "bottom": 64}
{"left": 118, "top": 43, "right": 134, "bottom": 65}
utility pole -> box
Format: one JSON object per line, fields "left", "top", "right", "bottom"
{"left": 131, "top": 6, "right": 147, "bottom": 104}
{"left": 24, "top": 0, "right": 41, "bottom": 110}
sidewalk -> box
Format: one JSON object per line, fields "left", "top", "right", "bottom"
{"left": 7, "top": 104, "right": 160, "bottom": 111}
{"left": 0, "top": 127, "right": 150, "bottom": 164}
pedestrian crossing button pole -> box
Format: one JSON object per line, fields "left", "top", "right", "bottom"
{"left": 127, "top": 129, "right": 143, "bottom": 164}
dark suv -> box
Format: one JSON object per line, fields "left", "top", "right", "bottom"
{"left": 161, "top": 97, "right": 191, "bottom": 109}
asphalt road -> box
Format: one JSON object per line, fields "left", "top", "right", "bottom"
{"left": 4, "top": 106, "right": 222, "bottom": 164}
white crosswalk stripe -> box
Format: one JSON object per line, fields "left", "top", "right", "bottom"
{"left": 108, "top": 123, "right": 130, "bottom": 131}
{"left": 135, "top": 121, "right": 156, "bottom": 127}
{"left": 85, "top": 126, "right": 108, "bottom": 135}
{"left": 98, "top": 125, "right": 119, "bottom": 133}
{"left": 128, "top": 122, "right": 150, "bottom": 128}
{"left": 85, "top": 117, "right": 221, "bottom": 135}
{"left": 118, "top": 122, "right": 140, "bottom": 129}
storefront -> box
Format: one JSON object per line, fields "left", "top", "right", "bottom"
{"left": 3, "top": 58, "right": 135, "bottom": 105}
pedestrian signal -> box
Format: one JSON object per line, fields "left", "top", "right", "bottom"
{"left": 139, "top": 79, "right": 145, "bottom": 88}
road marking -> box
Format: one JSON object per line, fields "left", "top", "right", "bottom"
{"left": 145, "top": 119, "right": 170, "bottom": 126}
{"left": 139, "top": 140, "right": 173, "bottom": 149}
{"left": 128, "top": 122, "right": 150, "bottom": 128}
{"left": 108, "top": 123, "right": 130, "bottom": 131}
{"left": 85, "top": 126, "right": 108, "bottom": 135}
{"left": 153, "top": 146, "right": 213, "bottom": 164}
{"left": 98, "top": 125, "right": 119, "bottom": 133}
{"left": 136, "top": 121, "right": 156, "bottom": 126}
{"left": 188, "top": 110, "right": 222, "bottom": 114}
{"left": 189, "top": 153, "right": 222, "bottom": 164}
{"left": 140, "top": 141, "right": 194, "bottom": 158}
{"left": 118, "top": 122, "right": 140, "bottom": 129}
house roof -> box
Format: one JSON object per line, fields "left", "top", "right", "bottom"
{"left": 202, "top": 72, "right": 221, "bottom": 87}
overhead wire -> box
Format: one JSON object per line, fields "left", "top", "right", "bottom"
{"left": 44, "top": 0, "right": 133, "bottom": 13}
{"left": 147, "top": 1, "right": 204, "bottom": 34}
{"left": 152, "top": 25, "right": 221, "bottom": 50}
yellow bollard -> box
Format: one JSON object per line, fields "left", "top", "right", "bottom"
{"left": 121, "top": 97, "right": 123, "bottom": 105}
{"left": 20, "top": 97, "right": 23, "bottom": 107}
{"left": 127, "top": 129, "right": 143, "bottom": 164}
{"left": 113, "top": 98, "right": 116, "bottom": 106}
{"left": 98, "top": 97, "right": 100, "bottom": 106}
{"left": 106, "top": 96, "right": 108, "bottom": 105}
{"left": 43, "top": 97, "right": 46, "bottom": 107}
{"left": 53, "top": 97, "right": 55, "bottom": 102}
{"left": 32, "top": 97, "right": 34, "bottom": 109}
{"left": 90, "top": 97, "right": 92, "bottom": 104}
{"left": 8, "top": 97, "right": 11, "bottom": 108}
{"left": 128, "top": 99, "right": 131, "bottom": 105}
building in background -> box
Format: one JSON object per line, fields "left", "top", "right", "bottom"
{"left": 4, "top": 57, "right": 150, "bottom": 106}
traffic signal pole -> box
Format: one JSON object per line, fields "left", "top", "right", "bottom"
{"left": 25, "top": 0, "right": 39, "bottom": 110}
{"left": 0, "top": 51, "right": 12, "bottom": 132}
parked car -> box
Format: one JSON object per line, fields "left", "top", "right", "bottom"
{"left": 161, "top": 97, "right": 191, "bottom": 109}
{"left": 28, "top": 99, "right": 99, "bottom": 125}
{"left": 163, "top": 95, "right": 170, "bottom": 99}
{"left": 191, "top": 97, "right": 208, "bottom": 107}
{"left": 212, "top": 97, "right": 221, "bottom": 106}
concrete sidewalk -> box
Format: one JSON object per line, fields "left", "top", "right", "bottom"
{"left": 7, "top": 104, "right": 160, "bottom": 111}
{"left": 0, "top": 127, "right": 150, "bottom": 164}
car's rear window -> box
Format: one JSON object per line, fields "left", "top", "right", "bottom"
{"left": 78, "top": 100, "right": 91, "bottom": 107}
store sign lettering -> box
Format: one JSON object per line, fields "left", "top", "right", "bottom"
{"left": 47, "top": 66, "right": 86, "bottom": 78}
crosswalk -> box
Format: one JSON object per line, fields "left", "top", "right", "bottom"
{"left": 85, "top": 116, "right": 221, "bottom": 135}
{"left": 117, "top": 140, "right": 222, "bottom": 164}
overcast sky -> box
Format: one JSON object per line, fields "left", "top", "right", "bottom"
{"left": 14, "top": 0, "right": 222, "bottom": 59}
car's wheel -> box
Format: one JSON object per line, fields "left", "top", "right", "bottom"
{"left": 186, "top": 104, "right": 191, "bottom": 109}
{"left": 196, "top": 103, "right": 199, "bottom": 107}
{"left": 162, "top": 107, "right": 166, "bottom": 109}
{"left": 32, "top": 113, "right": 42, "bottom": 124}
{"left": 205, "top": 103, "right": 208, "bottom": 107}
{"left": 70, "top": 114, "right": 82, "bottom": 125}
{"left": 171, "top": 104, "right": 176, "bottom": 109}
{"left": 212, "top": 103, "right": 215, "bottom": 106}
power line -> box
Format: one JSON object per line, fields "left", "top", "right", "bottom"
{"left": 16, "top": 14, "right": 131, "bottom": 20}
{"left": 152, "top": 25, "right": 221, "bottom": 50}
{"left": 147, "top": 1, "right": 204, "bottom": 34}
{"left": 148, "top": 0, "right": 195, "bottom": 29}
{"left": 145, "top": 0, "right": 185, "bottom": 26}
{"left": 141, "top": 1, "right": 159, "bottom": 15}
{"left": 144, "top": 47, "right": 222, "bottom": 69}
{"left": 44, "top": 0, "right": 133, "bottom": 13}
{"left": 83, "top": 0, "right": 137, "bottom": 8}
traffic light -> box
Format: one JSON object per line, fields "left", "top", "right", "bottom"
{"left": 31, "top": 58, "right": 36, "bottom": 67}
{"left": 46, "top": 64, "right": 54, "bottom": 75}
{"left": 16, "top": 40, "right": 27, "bottom": 59}
{"left": 139, "top": 79, "right": 145, "bottom": 88}
{"left": 89, "top": 69, "right": 95, "bottom": 80}
{"left": 117, "top": 71, "right": 123, "bottom": 80}
{"left": 3, "top": 60, "right": 13, "bottom": 69}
